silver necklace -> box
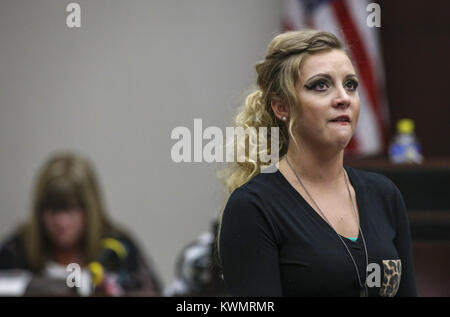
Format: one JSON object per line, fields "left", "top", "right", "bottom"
{"left": 285, "top": 157, "right": 369, "bottom": 297}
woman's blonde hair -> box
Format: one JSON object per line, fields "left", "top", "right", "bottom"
{"left": 21, "top": 152, "right": 116, "bottom": 272}
{"left": 221, "top": 29, "right": 344, "bottom": 196}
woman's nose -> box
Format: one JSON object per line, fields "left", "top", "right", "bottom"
{"left": 332, "top": 87, "right": 351, "bottom": 109}
{"left": 52, "top": 212, "right": 72, "bottom": 225}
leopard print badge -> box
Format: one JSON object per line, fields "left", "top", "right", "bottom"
{"left": 379, "top": 259, "right": 402, "bottom": 297}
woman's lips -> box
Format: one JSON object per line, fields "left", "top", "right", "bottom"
{"left": 329, "top": 121, "right": 350, "bottom": 125}
{"left": 329, "top": 115, "right": 351, "bottom": 126}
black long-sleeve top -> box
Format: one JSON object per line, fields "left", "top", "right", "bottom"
{"left": 219, "top": 166, "right": 417, "bottom": 297}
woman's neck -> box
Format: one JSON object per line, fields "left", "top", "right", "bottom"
{"left": 282, "top": 142, "right": 345, "bottom": 186}
{"left": 52, "top": 246, "right": 84, "bottom": 266}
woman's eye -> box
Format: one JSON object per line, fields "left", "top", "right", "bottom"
{"left": 345, "top": 80, "right": 359, "bottom": 91}
{"left": 307, "top": 80, "right": 329, "bottom": 91}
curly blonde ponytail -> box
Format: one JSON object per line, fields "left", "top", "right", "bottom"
{"left": 220, "top": 89, "right": 281, "bottom": 194}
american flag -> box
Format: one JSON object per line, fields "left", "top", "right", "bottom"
{"left": 283, "top": 0, "right": 390, "bottom": 156}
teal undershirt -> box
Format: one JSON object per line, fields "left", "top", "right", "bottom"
{"left": 346, "top": 237, "right": 358, "bottom": 242}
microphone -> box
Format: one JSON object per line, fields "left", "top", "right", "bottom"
{"left": 88, "top": 238, "right": 128, "bottom": 287}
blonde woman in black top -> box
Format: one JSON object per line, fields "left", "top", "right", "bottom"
{"left": 218, "top": 30, "right": 417, "bottom": 297}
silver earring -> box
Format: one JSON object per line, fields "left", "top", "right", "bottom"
{"left": 282, "top": 116, "right": 287, "bottom": 121}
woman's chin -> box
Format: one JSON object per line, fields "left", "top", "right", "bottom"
{"left": 305, "top": 131, "right": 353, "bottom": 151}
{"left": 330, "top": 135, "right": 352, "bottom": 150}
{"left": 51, "top": 236, "right": 79, "bottom": 250}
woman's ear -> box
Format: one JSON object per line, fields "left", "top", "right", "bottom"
{"left": 271, "top": 99, "right": 289, "bottom": 122}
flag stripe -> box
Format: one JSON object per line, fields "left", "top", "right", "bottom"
{"left": 331, "top": 0, "right": 387, "bottom": 147}
{"left": 345, "top": 0, "right": 390, "bottom": 138}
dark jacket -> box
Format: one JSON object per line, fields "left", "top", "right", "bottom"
{"left": 0, "top": 229, "right": 162, "bottom": 296}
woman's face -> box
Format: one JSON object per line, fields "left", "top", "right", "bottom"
{"left": 294, "top": 49, "right": 360, "bottom": 151}
{"left": 42, "top": 207, "right": 85, "bottom": 250}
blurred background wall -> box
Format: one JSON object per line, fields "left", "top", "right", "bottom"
{"left": 0, "top": 0, "right": 283, "bottom": 287}
{"left": 0, "top": 0, "right": 448, "bottom": 292}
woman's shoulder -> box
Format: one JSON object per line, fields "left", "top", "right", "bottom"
{"left": 102, "top": 226, "right": 142, "bottom": 251}
{"left": 234, "top": 170, "right": 285, "bottom": 198}
{"left": 224, "top": 171, "right": 286, "bottom": 219}
{"left": 224, "top": 173, "right": 278, "bottom": 213}
{"left": 0, "top": 231, "right": 22, "bottom": 253}
{"left": 225, "top": 186, "right": 258, "bottom": 210}
{"left": 0, "top": 227, "right": 29, "bottom": 270}
{"left": 345, "top": 165, "right": 400, "bottom": 198}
